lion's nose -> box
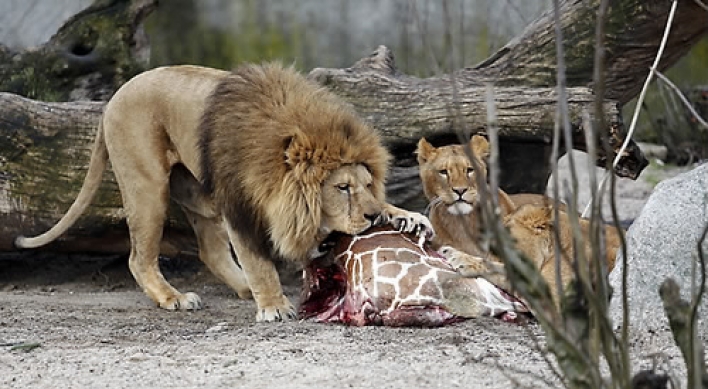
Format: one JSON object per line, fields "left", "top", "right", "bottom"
{"left": 452, "top": 187, "right": 467, "bottom": 197}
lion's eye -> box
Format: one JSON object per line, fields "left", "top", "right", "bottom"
{"left": 466, "top": 167, "right": 474, "bottom": 175}
{"left": 438, "top": 169, "right": 448, "bottom": 177}
{"left": 366, "top": 182, "right": 373, "bottom": 189}
{"left": 336, "top": 183, "right": 350, "bottom": 192}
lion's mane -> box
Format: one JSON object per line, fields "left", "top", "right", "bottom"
{"left": 199, "top": 63, "right": 390, "bottom": 261}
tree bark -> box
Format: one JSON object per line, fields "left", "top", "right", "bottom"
{"left": 1, "top": 0, "right": 706, "bottom": 254}
{"left": 471, "top": 0, "right": 708, "bottom": 106}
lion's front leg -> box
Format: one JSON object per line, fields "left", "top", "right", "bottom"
{"left": 439, "top": 245, "right": 511, "bottom": 291}
{"left": 225, "top": 225, "right": 295, "bottom": 322}
{"left": 381, "top": 203, "right": 435, "bottom": 239}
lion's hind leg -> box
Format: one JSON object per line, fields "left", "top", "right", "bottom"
{"left": 170, "top": 164, "right": 252, "bottom": 299}
{"left": 110, "top": 159, "right": 202, "bottom": 310}
{"left": 122, "top": 191, "right": 203, "bottom": 310}
{"left": 181, "top": 208, "right": 252, "bottom": 299}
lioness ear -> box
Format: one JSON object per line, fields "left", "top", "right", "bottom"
{"left": 415, "top": 137, "right": 437, "bottom": 164}
{"left": 534, "top": 205, "right": 553, "bottom": 230}
{"left": 470, "top": 135, "right": 490, "bottom": 159}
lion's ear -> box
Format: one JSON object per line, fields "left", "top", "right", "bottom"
{"left": 470, "top": 135, "right": 490, "bottom": 159}
{"left": 283, "top": 135, "right": 297, "bottom": 167}
{"left": 416, "top": 137, "right": 437, "bottom": 164}
{"left": 283, "top": 133, "right": 311, "bottom": 169}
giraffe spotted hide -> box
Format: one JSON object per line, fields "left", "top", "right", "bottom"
{"left": 300, "top": 226, "right": 529, "bottom": 327}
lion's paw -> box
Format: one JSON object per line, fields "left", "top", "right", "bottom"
{"left": 160, "top": 292, "right": 204, "bottom": 311}
{"left": 389, "top": 210, "right": 435, "bottom": 240}
{"left": 255, "top": 297, "right": 296, "bottom": 322}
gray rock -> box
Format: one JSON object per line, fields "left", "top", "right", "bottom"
{"left": 610, "top": 162, "right": 708, "bottom": 335}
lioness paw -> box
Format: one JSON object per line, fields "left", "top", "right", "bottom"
{"left": 255, "top": 298, "right": 296, "bottom": 322}
{"left": 439, "top": 246, "right": 485, "bottom": 278}
{"left": 159, "top": 292, "right": 203, "bottom": 311}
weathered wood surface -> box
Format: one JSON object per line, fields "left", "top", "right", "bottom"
{"left": 471, "top": 0, "right": 708, "bottom": 105}
{"left": 1, "top": 0, "right": 706, "bottom": 254}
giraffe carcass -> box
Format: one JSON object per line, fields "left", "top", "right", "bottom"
{"left": 299, "top": 226, "right": 528, "bottom": 327}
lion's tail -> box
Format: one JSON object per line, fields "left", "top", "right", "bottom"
{"left": 15, "top": 120, "right": 109, "bottom": 249}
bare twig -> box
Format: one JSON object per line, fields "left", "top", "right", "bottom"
{"left": 485, "top": 84, "right": 501, "bottom": 208}
{"left": 612, "top": 0, "right": 678, "bottom": 167}
{"left": 694, "top": 0, "right": 708, "bottom": 12}
{"left": 582, "top": 0, "right": 679, "bottom": 218}
{"left": 659, "top": 276, "right": 708, "bottom": 389}
{"left": 589, "top": 0, "right": 632, "bottom": 386}
{"left": 655, "top": 70, "right": 708, "bottom": 130}
{"left": 409, "top": 0, "right": 442, "bottom": 75}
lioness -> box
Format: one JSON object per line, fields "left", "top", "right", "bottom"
{"left": 416, "top": 135, "right": 532, "bottom": 254}
{"left": 16, "top": 63, "right": 432, "bottom": 322}
{"left": 416, "top": 136, "right": 621, "bottom": 304}
{"left": 441, "top": 204, "right": 620, "bottom": 305}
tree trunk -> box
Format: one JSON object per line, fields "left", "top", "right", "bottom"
{"left": 1, "top": 0, "right": 706, "bottom": 254}
{"left": 474, "top": 0, "right": 708, "bottom": 106}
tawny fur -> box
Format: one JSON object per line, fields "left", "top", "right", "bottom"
{"left": 16, "top": 63, "right": 431, "bottom": 322}
{"left": 416, "top": 137, "right": 622, "bottom": 305}
{"left": 416, "top": 135, "right": 517, "bottom": 254}
{"left": 199, "top": 63, "right": 390, "bottom": 262}
{"left": 496, "top": 204, "right": 621, "bottom": 304}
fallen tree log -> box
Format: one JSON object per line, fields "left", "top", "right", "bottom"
{"left": 1, "top": 0, "right": 706, "bottom": 254}
{"left": 309, "top": 47, "right": 644, "bottom": 206}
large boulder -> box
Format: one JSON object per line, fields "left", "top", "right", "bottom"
{"left": 610, "top": 162, "right": 708, "bottom": 335}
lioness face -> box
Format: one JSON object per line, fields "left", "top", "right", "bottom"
{"left": 416, "top": 136, "right": 490, "bottom": 216}
{"left": 320, "top": 164, "right": 383, "bottom": 236}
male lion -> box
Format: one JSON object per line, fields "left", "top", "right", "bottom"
{"left": 16, "top": 63, "right": 432, "bottom": 322}
{"left": 416, "top": 136, "right": 621, "bottom": 305}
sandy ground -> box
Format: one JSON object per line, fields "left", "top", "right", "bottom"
{"left": 0, "top": 152, "right": 696, "bottom": 389}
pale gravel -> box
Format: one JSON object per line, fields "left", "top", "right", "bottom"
{"left": 0, "top": 151, "right": 695, "bottom": 389}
